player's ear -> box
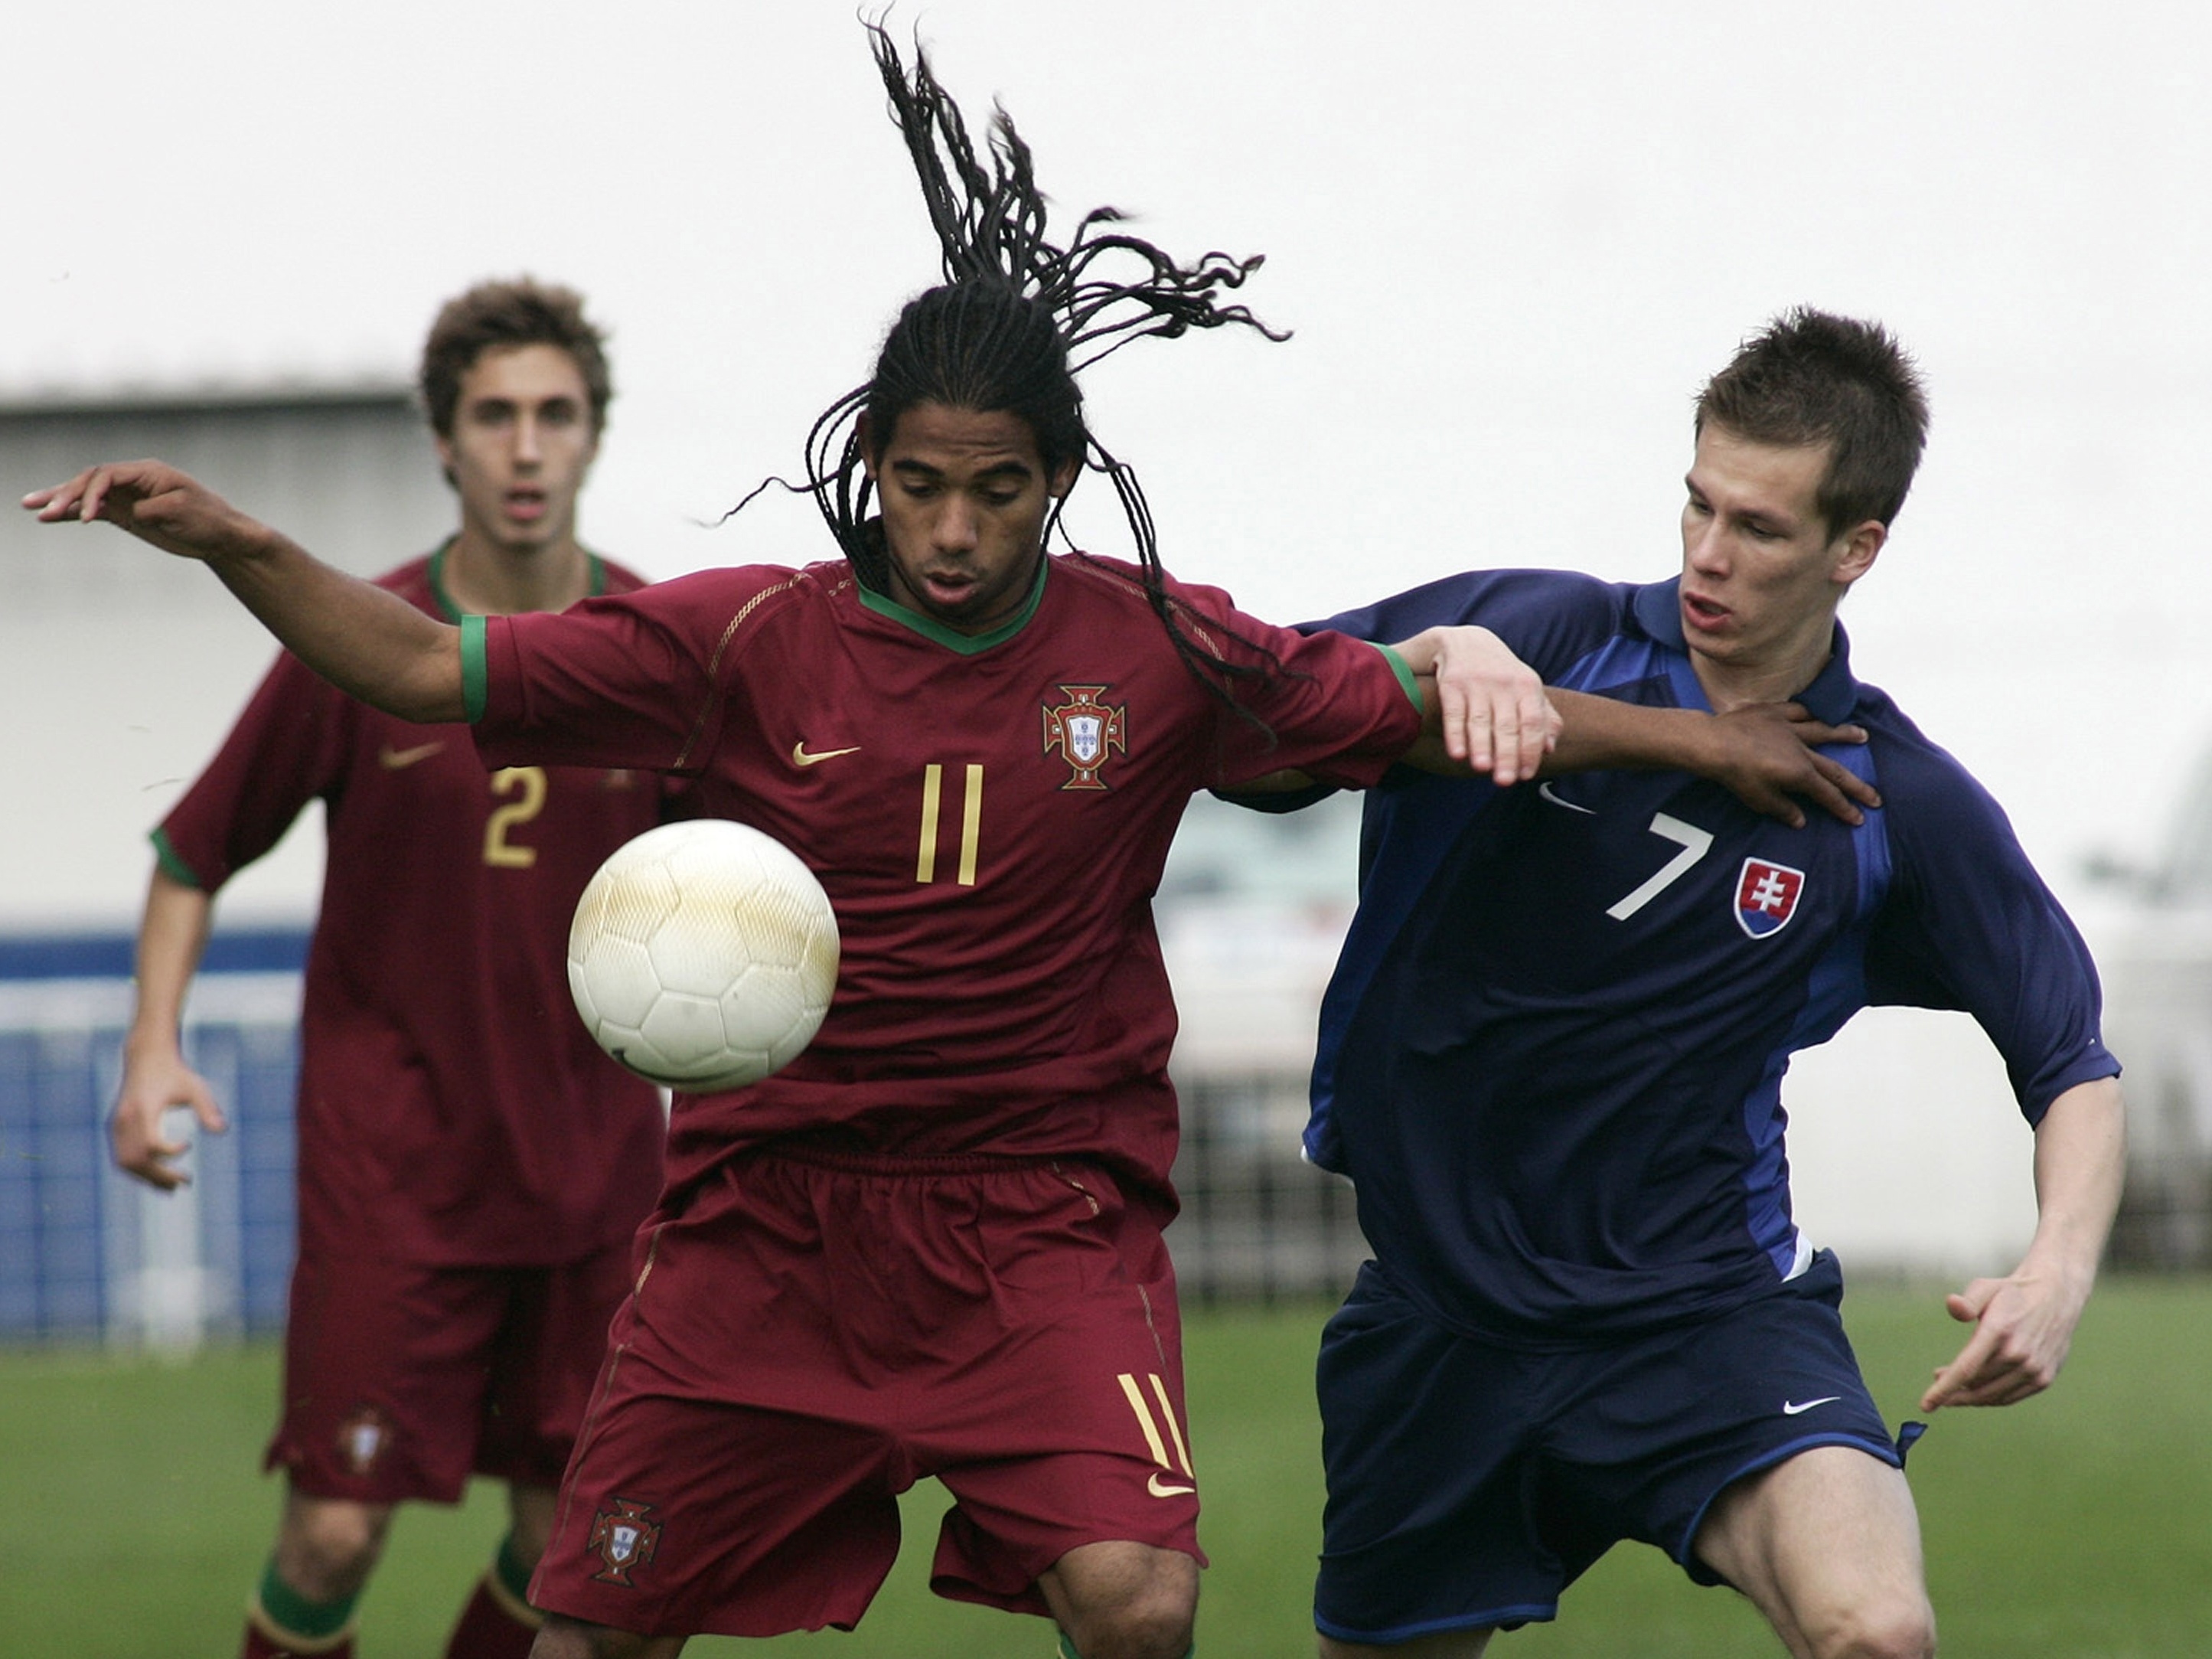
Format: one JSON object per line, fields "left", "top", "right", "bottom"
{"left": 432, "top": 433, "right": 459, "bottom": 490}
{"left": 1049, "top": 457, "right": 1078, "bottom": 500}
{"left": 1832, "top": 518, "right": 1884, "bottom": 587}
{"left": 856, "top": 413, "right": 878, "bottom": 482}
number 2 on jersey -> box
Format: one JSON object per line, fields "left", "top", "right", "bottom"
{"left": 915, "top": 763, "right": 984, "bottom": 886}
{"left": 483, "top": 766, "right": 548, "bottom": 868}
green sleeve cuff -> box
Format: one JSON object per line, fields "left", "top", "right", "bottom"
{"left": 460, "top": 614, "right": 489, "bottom": 723}
{"left": 1370, "top": 639, "right": 1420, "bottom": 707}
{"left": 148, "top": 827, "right": 206, "bottom": 890}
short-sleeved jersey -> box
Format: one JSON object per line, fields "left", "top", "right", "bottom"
{"left": 157, "top": 548, "right": 668, "bottom": 1267}
{"left": 1298, "top": 570, "right": 2119, "bottom": 1345}
{"left": 464, "top": 550, "right": 1422, "bottom": 1216}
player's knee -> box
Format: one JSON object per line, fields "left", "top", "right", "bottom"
{"left": 277, "top": 1497, "right": 393, "bottom": 1599}
{"left": 1805, "top": 1590, "right": 1936, "bottom": 1659}
{"left": 1066, "top": 1597, "right": 1196, "bottom": 1659}
{"left": 1052, "top": 1544, "right": 1199, "bottom": 1659}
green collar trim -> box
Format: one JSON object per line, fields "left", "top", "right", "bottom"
{"left": 427, "top": 538, "right": 464, "bottom": 621}
{"left": 855, "top": 554, "right": 1048, "bottom": 654}
{"left": 429, "top": 539, "right": 608, "bottom": 622}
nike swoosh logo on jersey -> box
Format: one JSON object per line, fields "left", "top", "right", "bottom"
{"left": 1783, "top": 1396, "right": 1842, "bottom": 1416}
{"left": 1538, "top": 780, "right": 1594, "bottom": 815}
{"left": 791, "top": 741, "right": 862, "bottom": 767}
{"left": 1147, "top": 1472, "right": 1196, "bottom": 1497}
{"left": 378, "top": 740, "right": 446, "bottom": 770}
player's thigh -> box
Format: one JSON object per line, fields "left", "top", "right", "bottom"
{"left": 919, "top": 1171, "right": 1204, "bottom": 1618}
{"left": 1692, "top": 1445, "right": 1933, "bottom": 1659}
{"left": 272, "top": 1249, "right": 511, "bottom": 1502}
{"left": 536, "top": 1388, "right": 909, "bottom": 1636}
{"left": 480, "top": 1242, "right": 635, "bottom": 1485}
{"left": 1311, "top": 1267, "right": 1559, "bottom": 1643}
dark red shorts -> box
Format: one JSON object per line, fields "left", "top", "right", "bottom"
{"left": 265, "top": 1239, "right": 633, "bottom": 1504}
{"left": 530, "top": 1148, "right": 1206, "bottom": 1639}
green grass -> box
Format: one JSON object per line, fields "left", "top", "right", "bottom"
{"left": 5, "top": 1279, "right": 2210, "bottom": 1657}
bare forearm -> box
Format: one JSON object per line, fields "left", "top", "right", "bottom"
{"left": 125, "top": 870, "right": 212, "bottom": 1059}
{"left": 1545, "top": 690, "right": 1878, "bottom": 828}
{"left": 2022, "top": 1076, "right": 2128, "bottom": 1295}
{"left": 113, "top": 868, "right": 231, "bottom": 1186}
{"left": 1919, "top": 1073, "right": 2127, "bottom": 1409}
{"left": 208, "top": 524, "right": 465, "bottom": 722}
{"left": 1542, "top": 690, "right": 1713, "bottom": 776}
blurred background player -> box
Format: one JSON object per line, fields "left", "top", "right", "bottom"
{"left": 108, "top": 278, "right": 671, "bottom": 1659}
{"left": 1273, "top": 310, "right": 2126, "bottom": 1658}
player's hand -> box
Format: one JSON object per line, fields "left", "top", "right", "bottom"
{"left": 1701, "top": 704, "right": 1881, "bottom": 828}
{"left": 109, "top": 1043, "right": 228, "bottom": 1191}
{"left": 21, "top": 461, "right": 256, "bottom": 564}
{"left": 1401, "top": 625, "right": 1559, "bottom": 785}
{"left": 1920, "top": 1267, "right": 2087, "bottom": 1410}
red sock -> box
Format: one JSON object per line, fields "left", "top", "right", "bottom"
{"left": 242, "top": 1623, "right": 354, "bottom": 1659}
{"left": 442, "top": 1571, "right": 542, "bottom": 1659}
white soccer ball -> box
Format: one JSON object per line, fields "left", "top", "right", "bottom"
{"left": 567, "top": 819, "right": 840, "bottom": 1092}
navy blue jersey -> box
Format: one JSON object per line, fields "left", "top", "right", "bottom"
{"left": 1301, "top": 570, "right": 2119, "bottom": 1345}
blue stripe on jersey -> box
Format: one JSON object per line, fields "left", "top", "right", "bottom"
{"left": 1741, "top": 741, "right": 1894, "bottom": 1276}
{"left": 1555, "top": 627, "right": 1701, "bottom": 707}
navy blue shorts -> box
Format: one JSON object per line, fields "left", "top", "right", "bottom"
{"left": 1313, "top": 1250, "right": 1910, "bottom": 1645}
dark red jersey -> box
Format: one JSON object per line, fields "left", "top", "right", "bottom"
{"left": 158, "top": 547, "right": 667, "bottom": 1265}
{"left": 468, "top": 551, "right": 1421, "bottom": 1213}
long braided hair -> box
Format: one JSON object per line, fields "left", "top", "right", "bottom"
{"left": 811, "top": 22, "right": 1299, "bottom": 720}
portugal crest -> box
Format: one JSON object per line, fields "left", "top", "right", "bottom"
{"left": 588, "top": 1497, "right": 664, "bottom": 1587}
{"left": 334, "top": 1406, "right": 393, "bottom": 1477}
{"left": 1042, "top": 684, "right": 1127, "bottom": 790}
{"left": 1734, "top": 857, "right": 1806, "bottom": 939}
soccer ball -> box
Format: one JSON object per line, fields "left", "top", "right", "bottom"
{"left": 567, "top": 819, "right": 840, "bottom": 1092}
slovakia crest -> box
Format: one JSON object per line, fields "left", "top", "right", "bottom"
{"left": 588, "top": 1497, "right": 664, "bottom": 1587}
{"left": 1042, "top": 684, "right": 1127, "bottom": 790}
{"left": 1734, "top": 857, "right": 1806, "bottom": 939}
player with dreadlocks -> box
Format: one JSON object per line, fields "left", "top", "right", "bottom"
{"left": 26, "top": 24, "right": 1876, "bottom": 1659}
{"left": 807, "top": 25, "right": 1299, "bottom": 733}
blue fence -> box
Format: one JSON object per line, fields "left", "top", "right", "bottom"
{"left": 0, "top": 930, "right": 306, "bottom": 1347}
{"left": 0, "top": 925, "right": 1370, "bottom": 1347}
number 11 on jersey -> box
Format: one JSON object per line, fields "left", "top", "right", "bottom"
{"left": 915, "top": 763, "right": 984, "bottom": 886}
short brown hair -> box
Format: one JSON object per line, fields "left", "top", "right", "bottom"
{"left": 418, "top": 278, "right": 612, "bottom": 439}
{"left": 1696, "top": 309, "right": 1929, "bottom": 537}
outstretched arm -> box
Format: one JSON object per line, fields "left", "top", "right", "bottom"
{"left": 24, "top": 462, "right": 464, "bottom": 723}
{"left": 1920, "top": 1076, "right": 2126, "bottom": 1410}
{"left": 1401, "top": 625, "right": 1880, "bottom": 826}
{"left": 1238, "top": 625, "right": 1881, "bottom": 825}
{"left": 1546, "top": 692, "right": 1880, "bottom": 828}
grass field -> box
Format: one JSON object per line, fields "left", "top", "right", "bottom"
{"left": 6, "top": 1276, "right": 2210, "bottom": 1657}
